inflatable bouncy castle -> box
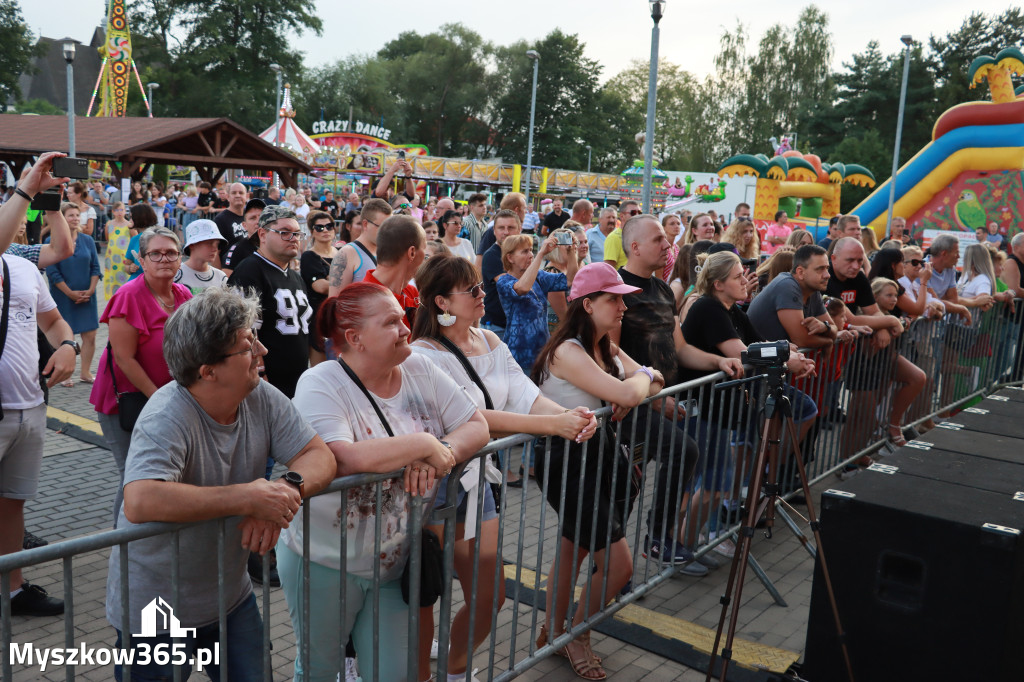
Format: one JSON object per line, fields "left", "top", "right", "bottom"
{"left": 852, "top": 47, "right": 1024, "bottom": 244}
{"left": 716, "top": 150, "right": 875, "bottom": 225}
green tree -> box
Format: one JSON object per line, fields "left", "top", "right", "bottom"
{"left": 929, "top": 9, "right": 1024, "bottom": 113}
{"left": 704, "top": 6, "right": 835, "bottom": 161}
{"left": 491, "top": 30, "right": 605, "bottom": 171}
{"left": 605, "top": 59, "right": 706, "bottom": 171}
{"left": 13, "top": 97, "right": 63, "bottom": 115}
{"left": 293, "top": 55, "right": 397, "bottom": 138}
{"left": 128, "top": 0, "right": 322, "bottom": 131}
{"left": 0, "top": 0, "right": 46, "bottom": 104}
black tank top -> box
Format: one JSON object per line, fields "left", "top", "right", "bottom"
{"left": 1010, "top": 254, "right": 1024, "bottom": 287}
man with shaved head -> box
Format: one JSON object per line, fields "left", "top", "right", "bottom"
{"left": 213, "top": 182, "right": 250, "bottom": 266}
{"left": 570, "top": 198, "right": 594, "bottom": 228}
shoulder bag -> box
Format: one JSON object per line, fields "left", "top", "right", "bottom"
{"left": 336, "top": 356, "right": 445, "bottom": 607}
{"left": 106, "top": 342, "right": 148, "bottom": 432}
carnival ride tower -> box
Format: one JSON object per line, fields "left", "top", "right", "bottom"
{"left": 87, "top": 0, "right": 151, "bottom": 117}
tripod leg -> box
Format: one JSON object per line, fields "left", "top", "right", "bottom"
{"left": 783, "top": 417, "right": 856, "bottom": 682}
{"left": 705, "top": 413, "right": 777, "bottom": 682}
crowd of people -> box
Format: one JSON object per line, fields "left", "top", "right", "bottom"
{"left": 2, "top": 152, "right": 1023, "bottom": 682}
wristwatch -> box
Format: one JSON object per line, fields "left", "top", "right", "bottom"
{"left": 280, "top": 471, "right": 305, "bottom": 498}
{"left": 60, "top": 339, "right": 81, "bottom": 355}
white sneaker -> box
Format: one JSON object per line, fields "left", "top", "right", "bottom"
{"left": 712, "top": 538, "right": 737, "bottom": 558}
{"left": 345, "top": 657, "right": 360, "bottom": 682}
{"left": 446, "top": 669, "right": 482, "bottom": 682}
{"left": 431, "top": 638, "right": 439, "bottom": 660}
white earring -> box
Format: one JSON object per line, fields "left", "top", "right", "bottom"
{"left": 437, "top": 311, "right": 456, "bottom": 327}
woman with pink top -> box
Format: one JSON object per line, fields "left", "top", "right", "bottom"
{"left": 763, "top": 211, "right": 792, "bottom": 256}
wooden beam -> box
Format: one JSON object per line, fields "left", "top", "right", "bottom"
{"left": 194, "top": 165, "right": 213, "bottom": 184}
{"left": 214, "top": 128, "right": 222, "bottom": 156}
{"left": 220, "top": 133, "right": 239, "bottom": 158}
{"left": 211, "top": 167, "right": 227, "bottom": 184}
{"left": 122, "top": 159, "right": 146, "bottom": 179}
{"left": 195, "top": 131, "right": 216, "bottom": 157}
{"left": 125, "top": 151, "right": 303, "bottom": 170}
{"left": 278, "top": 168, "right": 297, "bottom": 189}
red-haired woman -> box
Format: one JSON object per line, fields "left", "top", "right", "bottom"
{"left": 278, "top": 282, "right": 489, "bottom": 682}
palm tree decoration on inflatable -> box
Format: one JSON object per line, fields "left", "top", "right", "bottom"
{"left": 968, "top": 47, "right": 1024, "bottom": 104}
{"left": 717, "top": 150, "right": 874, "bottom": 221}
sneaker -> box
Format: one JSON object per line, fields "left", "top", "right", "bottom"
{"left": 247, "top": 550, "right": 281, "bottom": 588}
{"left": 23, "top": 530, "right": 48, "bottom": 550}
{"left": 619, "top": 580, "right": 632, "bottom": 596}
{"left": 345, "top": 657, "right": 360, "bottom": 682}
{"left": 8, "top": 583, "right": 64, "bottom": 617}
{"left": 431, "top": 638, "right": 439, "bottom": 660}
{"left": 837, "top": 466, "right": 860, "bottom": 481}
{"left": 696, "top": 550, "right": 728, "bottom": 569}
{"left": 641, "top": 535, "right": 695, "bottom": 565}
{"left": 712, "top": 538, "right": 737, "bottom": 558}
{"left": 679, "top": 561, "right": 709, "bottom": 577}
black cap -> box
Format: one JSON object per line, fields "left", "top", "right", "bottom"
{"left": 708, "top": 242, "right": 738, "bottom": 255}
{"left": 244, "top": 198, "right": 267, "bottom": 214}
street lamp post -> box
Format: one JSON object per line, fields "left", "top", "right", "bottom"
{"left": 642, "top": 1, "right": 666, "bottom": 215}
{"left": 62, "top": 40, "right": 75, "bottom": 157}
{"left": 270, "top": 63, "right": 283, "bottom": 187}
{"left": 586, "top": 145, "right": 592, "bottom": 173}
{"left": 885, "top": 35, "right": 914, "bottom": 239}
{"left": 524, "top": 50, "right": 541, "bottom": 206}
{"left": 147, "top": 82, "right": 159, "bottom": 117}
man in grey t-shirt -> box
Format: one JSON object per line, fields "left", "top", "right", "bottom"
{"left": 105, "top": 288, "right": 334, "bottom": 681}
{"left": 748, "top": 245, "right": 852, "bottom": 349}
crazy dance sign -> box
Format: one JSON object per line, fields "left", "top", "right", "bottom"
{"left": 310, "top": 118, "right": 427, "bottom": 174}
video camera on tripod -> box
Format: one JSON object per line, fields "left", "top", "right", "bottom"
{"left": 741, "top": 340, "right": 790, "bottom": 368}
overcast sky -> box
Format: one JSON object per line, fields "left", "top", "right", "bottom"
{"left": 24, "top": 1, "right": 992, "bottom": 81}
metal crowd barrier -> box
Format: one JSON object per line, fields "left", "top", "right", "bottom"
{"left": 2, "top": 299, "right": 1022, "bottom": 681}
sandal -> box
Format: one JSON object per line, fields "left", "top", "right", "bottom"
{"left": 563, "top": 631, "right": 606, "bottom": 681}
{"left": 536, "top": 624, "right": 567, "bottom": 658}
{"left": 887, "top": 424, "right": 907, "bottom": 447}
{"left": 60, "top": 379, "right": 75, "bottom": 388}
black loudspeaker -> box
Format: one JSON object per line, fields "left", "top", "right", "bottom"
{"left": 803, "top": 468, "right": 1024, "bottom": 681}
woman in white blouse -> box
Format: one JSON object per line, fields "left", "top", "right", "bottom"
{"left": 280, "top": 281, "right": 489, "bottom": 682}
{"left": 409, "top": 254, "right": 597, "bottom": 682}
{"left": 438, "top": 209, "right": 476, "bottom": 262}
{"left": 957, "top": 244, "right": 996, "bottom": 316}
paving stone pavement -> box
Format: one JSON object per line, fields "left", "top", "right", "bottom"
{"left": 5, "top": 273, "right": 826, "bottom": 681}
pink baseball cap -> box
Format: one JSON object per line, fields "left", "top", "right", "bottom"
{"left": 568, "top": 263, "right": 642, "bottom": 301}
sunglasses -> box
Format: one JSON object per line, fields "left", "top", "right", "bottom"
{"left": 626, "top": 209, "right": 640, "bottom": 216}
{"left": 312, "top": 223, "right": 335, "bottom": 232}
{"left": 450, "top": 282, "right": 485, "bottom": 297}
{"left": 909, "top": 259, "right": 923, "bottom": 267}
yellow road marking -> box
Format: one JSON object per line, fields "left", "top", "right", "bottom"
{"left": 47, "top": 406, "right": 103, "bottom": 435}
{"left": 504, "top": 564, "right": 799, "bottom": 673}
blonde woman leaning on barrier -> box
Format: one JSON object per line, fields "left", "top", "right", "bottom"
{"left": 410, "top": 254, "right": 598, "bottom": 682}
{"left": 529, "top": 262, "right": 667, "bottom": 681}
{"left": 280, "top": 282, "right": 488, "bottom": 682}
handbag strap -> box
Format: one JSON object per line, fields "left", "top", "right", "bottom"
{"left": 353, "top": 239, "right": 377, "bottom": 266}
{"left": 337, "top": 356, "right": 394, "bottom": 437}
{"left": 105, "top": 341, "right": 125, "bottom": 397}
{"left": 0, "top": 258, "right": 10, "bottom": 364}
{"left": 431, "top": 334, "right": 494, "bottom": 410}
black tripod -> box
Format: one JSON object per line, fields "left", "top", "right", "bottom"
{"left": 704, "top": 364, "right": 854, "bottom": 682}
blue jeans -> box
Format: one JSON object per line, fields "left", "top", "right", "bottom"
{"left": 113, "top": 592, "right": 263, "bottom": 681}
{"left": 277, "top": 542, "right": 411, "bottom": 682}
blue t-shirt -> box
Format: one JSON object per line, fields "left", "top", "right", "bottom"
{"left": 496, "top": 270, "right": 567, "bottom": 372}
{"left": 125, "top": 233, "right": 143, "bottom": 280}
